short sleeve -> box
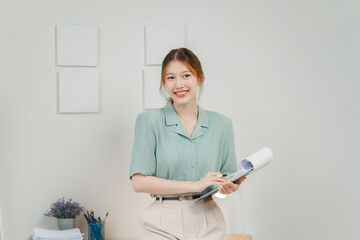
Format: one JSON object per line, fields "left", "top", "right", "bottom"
{"left": 129, "top": 113, "right": 156, "bottom": 179}
{"left": 220, "top": 120, "right": 238, "bottom": 175}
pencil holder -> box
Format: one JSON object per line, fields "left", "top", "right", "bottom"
{"left": 88, "top": 222, "right": 105, "bottom": 240}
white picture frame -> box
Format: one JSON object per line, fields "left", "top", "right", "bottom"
{"left": 58, "top": 71, "right": 100, "bottom": 113}
{"left": 56, "top": 24, "right": 98, "bottom": 67}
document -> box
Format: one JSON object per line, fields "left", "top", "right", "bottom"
{"left": 32, "top": 227, "right": 83, "bottom": 240}
{"left": 196, "top": 147, "right": 273, "bottom": 203}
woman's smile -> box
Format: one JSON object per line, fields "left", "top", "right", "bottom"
{"left": 174, "top": 90, "right": 189, "bottom": 97}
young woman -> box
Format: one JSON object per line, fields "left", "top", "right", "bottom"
{"left": 130, "top": 48, "right": 246, "bottom": 240}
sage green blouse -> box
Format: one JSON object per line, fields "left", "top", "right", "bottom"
{"left": 129, "top": 103, "right": 237, "bottom": 196}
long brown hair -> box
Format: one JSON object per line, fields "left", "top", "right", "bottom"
{"left": 160, "top": 48, "right": 205, "bottom": 103}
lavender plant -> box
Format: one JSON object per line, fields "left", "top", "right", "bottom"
{"left": 44, "top": 197, "right": 84, "bottom": 219}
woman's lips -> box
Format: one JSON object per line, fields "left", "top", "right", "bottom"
{"left": 174, "top": 90, "right": 189, "bottom": 98}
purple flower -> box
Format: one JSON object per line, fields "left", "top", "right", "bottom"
{"left": 44, "top": 197, "right": 84, "bottom": 219}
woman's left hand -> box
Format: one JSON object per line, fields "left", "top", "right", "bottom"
{"left": 218, "top": 176, "right": 246, "bottom": 195}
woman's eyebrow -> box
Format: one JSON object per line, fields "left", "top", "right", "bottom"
{"left": 166, "top": 71, "right": 190, "bottom": 76}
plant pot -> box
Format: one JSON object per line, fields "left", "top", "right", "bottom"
{"left": 57, "top": 218, "right": 76, "bottom": 230}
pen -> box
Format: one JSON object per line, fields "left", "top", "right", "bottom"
{"left": 216, "top": 174, "right": 228, "bottom": 177}
{"left": 83, "top": 213, "right": 90, "bottom": 223}
{"left": 91, "top": 214, "right": 98, "bottom": 224}
{"left": 87, "top": 210, "right": 92, "bottom": 222}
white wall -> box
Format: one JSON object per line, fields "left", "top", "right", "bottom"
{"left": 1, "top": 0, "right": 359, "bottom": 239}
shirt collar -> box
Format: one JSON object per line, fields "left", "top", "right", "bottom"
{"left": 164, "top": 103, "right": 209, "bottom": 139}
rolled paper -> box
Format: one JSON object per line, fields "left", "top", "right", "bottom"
{"left": 196, "top": 147, "right": 273, "bottom": 203}
{"left": 241, "top": 147, "right": 273, "bottom": 172}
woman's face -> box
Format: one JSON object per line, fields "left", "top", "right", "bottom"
{"left": 164, "top": 61, "right": 199, "bottom": 107}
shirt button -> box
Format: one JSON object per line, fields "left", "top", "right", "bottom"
{"left": 191, "top": 164, "right": 195, "bottom": 168}
{"left": 190, "top": 143, "right": 194, "bottom": 147}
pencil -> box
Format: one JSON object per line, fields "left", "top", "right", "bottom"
{"left": 103, "top": 211, "right": 109, "bottom": 223}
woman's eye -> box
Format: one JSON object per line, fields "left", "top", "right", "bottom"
{"left": 166, "top": 76, "right": 175, "bottom": 80}
{"left": 184, "top": 74, "right": 191, "bottom": 78}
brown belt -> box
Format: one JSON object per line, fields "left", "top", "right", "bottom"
{"left": 155, "top": 195, "right": 201, "bottom": 201}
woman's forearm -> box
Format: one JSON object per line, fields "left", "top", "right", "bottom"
{"left": 131, "top": 174, "right": 199, "bottom": 195}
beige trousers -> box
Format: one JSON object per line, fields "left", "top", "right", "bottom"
{"left": 140, "top": 198, "right": 227, "bottom": 240}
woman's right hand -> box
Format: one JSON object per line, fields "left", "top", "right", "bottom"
{"left": 195, "top": 172, "right": 225, "bottom": 192}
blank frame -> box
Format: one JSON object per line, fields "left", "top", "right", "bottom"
{"left": 143, "top": 67, "right": 167, "bottom": 109}
{"left": 145, "top": 25, "right": 185, "bottom": 65}
{"left": 56, "top": 25, "right": 98, "bottom": 66}
{"left": 58, "top": 71, "right": 100, "bottom": 113}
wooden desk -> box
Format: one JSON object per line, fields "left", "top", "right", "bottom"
{"left": 228, "top": 234, "right": 252, "bottom": 240}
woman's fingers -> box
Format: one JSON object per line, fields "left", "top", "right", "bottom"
{"left": 234, "top": 176, "right": 246, "bottom": 185}
{"left": 210, "top": 176, "right": 225, "bottom": 185}
{"left": 208, "top": 172, "right": 225, "bottom": 184}
{"left": 224, "top": 181, "right": 234, "bottom": 193}
{"left": 219, "top": 184, "right": 231, "bottom": 194}
{"left": 219, "top": 180, "right": 239, "bottom": 194}
{"left": 207, "top": 172, "right": 222, "bottom": 177}
{"left": 197, "top": 172, "right": 226, "bottom": 191}
{"left": 218, "top": 176, "right": 247, "bottom": 194}
{"left": 199, "top": 172, "right": 248, "bottom": 192}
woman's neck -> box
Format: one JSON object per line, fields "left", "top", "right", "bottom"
{"left": 173, "top": 102, "right": 198, "bottom": 121}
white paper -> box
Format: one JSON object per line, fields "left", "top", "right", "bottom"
{"left": 241, "top": 147, "right": 273, "bottom": 172}
{"left": 33, "top": 228, "right": 83, "bottom": 240}
{"left": 196, "top": 147, "right": 273, "bottom": 202}
{"left": 225, "top": 147, "right": 273, "bottom": 183}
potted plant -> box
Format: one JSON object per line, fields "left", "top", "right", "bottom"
{"left": 45, "top": 197, "right": 84, "bottom": 230}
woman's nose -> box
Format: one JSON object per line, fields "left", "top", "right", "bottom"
{"left": 174, "top": 77, "right": 184, "bottom": 88}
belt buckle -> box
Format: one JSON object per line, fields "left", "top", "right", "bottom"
{"left": 179, "top": 196, "right": 192, "bottom": 201}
